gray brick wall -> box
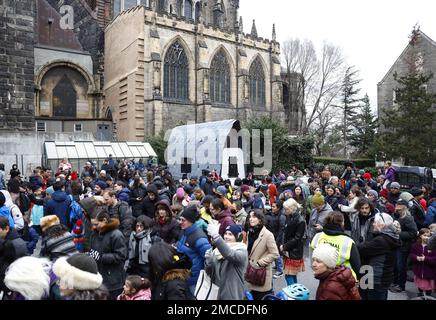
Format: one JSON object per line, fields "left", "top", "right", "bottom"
{"left": 0, "top": 0, "right": 36, "bottom": 131}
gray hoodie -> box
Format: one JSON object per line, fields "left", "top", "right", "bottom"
{"left": 204, "top": 238, "right": 248, "bottom": 300}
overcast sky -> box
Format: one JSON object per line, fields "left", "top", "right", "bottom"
{"left": 240, "top": 0, "right": 436, "bottom": 112}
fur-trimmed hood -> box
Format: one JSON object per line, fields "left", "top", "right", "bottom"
{"left": 99, "top": 218, "right": 120, "bottom": 234}
{"left": 53, "top": 257, "right": 103, "bottom": 291}
{"left": 162, "top": 269, "right": 190, "bottom": 282}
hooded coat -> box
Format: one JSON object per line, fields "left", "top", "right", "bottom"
{"left": 89, "top": 219, "right": 128, "bottom": 291}
{"left": 142, "top": 185, "right": 160, "bottom": 219}
{"left": 315, "top": 266, "right": 361, "bottom": 300}
{"left": 152, "top": 269, "right": 191, "bottom": 300}
{"left": 215, "top": 209, "right": 235, "bottom": 237}
{"left": 44, "top": 191, "right": 71, "bottom": 228}
{"left": 153, "top": 200, "right": 180, "bottom": 244}
{"left": 424, "top": 199, "right": 436, "bottom": 226}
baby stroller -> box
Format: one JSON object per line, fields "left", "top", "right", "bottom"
{"left": 246, "top": 284, "right": 310, "bottom": 301}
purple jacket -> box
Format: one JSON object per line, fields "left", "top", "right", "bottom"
{"left": 409, "top": 242, "right": 436, "bottom": 280}
{"left": 384, "top": 167, "right": 396, "bottom": 182}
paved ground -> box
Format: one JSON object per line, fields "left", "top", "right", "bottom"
{"left": 272, "top": 242, "right": 430, "bottom": 300}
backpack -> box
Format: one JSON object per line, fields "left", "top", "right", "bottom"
{"left": 69, "top": 195, "right": 84, "bottom": 232}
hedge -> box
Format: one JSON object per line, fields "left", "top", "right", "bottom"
{"left": 313, "top": 157, "right": 375, "bottom": 169}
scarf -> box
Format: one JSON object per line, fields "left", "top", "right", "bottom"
{"left": 213, "top": 242, "right": 247, "bottom": 260}
{"left": 247, "top": 225, "right": 263, "bottom": 255}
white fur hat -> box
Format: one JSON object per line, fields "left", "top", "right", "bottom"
{"left": 4, "top": 257, "right": 50, "bottom": 300}
{"left": 53, "top": 254, "right": 103, "bottom": 291}
{"left": 312, "top": 244, "right": 338, "bottom": 269}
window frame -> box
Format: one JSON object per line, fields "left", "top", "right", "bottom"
{"left": 36, "top": 121, "right": 46, "bottom": 132}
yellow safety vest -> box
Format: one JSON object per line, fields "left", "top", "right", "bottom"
{"left": 311, "top": 232, "right": 357, "bottom": 280}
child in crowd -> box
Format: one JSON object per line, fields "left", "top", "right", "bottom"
{"left": 117, "top": 275, "right": 152, "bottom": 300}
{"left": 409, "top": 228, "right": 436, "bottom": 297}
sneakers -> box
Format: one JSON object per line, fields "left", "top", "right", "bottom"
{"left": 389, "top": 284, "right": 405, "bottom": 293}
{"left": 273, "top": 272, "right": 284, "bottom": 279}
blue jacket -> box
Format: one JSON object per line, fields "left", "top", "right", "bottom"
{"left": 176, "top": 224, "right": 211, "bottom": 287}
{"left": 0, "top": 205, "right": 14, "bottom": 228}
{"left": 425, "top": 200, "right": 436, "bottom": 226}
{"left": 44, "top": 191, "right": 71, "bottom": 227}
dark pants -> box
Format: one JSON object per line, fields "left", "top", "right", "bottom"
{"left": 393, "top": 249, "right": 409, "bottom": 289}
{"left": 360, "top": 288, "right": 388, "bottom": 300}
{"left": 250, "top": 290, "right": 273, "bottom": 301}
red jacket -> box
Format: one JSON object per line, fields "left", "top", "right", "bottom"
{"left": 315, "top": 266, "right": 361, "bottom": 300}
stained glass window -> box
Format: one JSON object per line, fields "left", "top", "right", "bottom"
{"left": 249, "top": 57, "right": 266, "bottom": 108}
{"left": 164, "top": 42, "right": 189, "bottom": 100}
{"left": 210, "top": 49, "right": 231, "bottom": 104}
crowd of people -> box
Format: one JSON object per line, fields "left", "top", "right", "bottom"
{"left": 0, "top": 158, "right": 435, "bottom": 300}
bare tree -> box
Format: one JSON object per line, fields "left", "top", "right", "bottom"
{"left": 282, "top": 38, "right": 318, "bottom": 134}
{"left": 282, "top": 39, "right": 346, "bottom": 136}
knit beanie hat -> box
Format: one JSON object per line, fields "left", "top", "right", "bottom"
{"left": 367, "top": 189, "right": 379, "bottom": 200}
{"left": 379, "top": 189, "right": 389, "bottom": 199}
{"left": 362, "top": 173, "right": 372, "bottom": 181}
{"left": 312, "top": 244, "right": 338, "bottom": 269}
{"left": 311, "top": 192, "right": 325, "bottom": 207}
{"left": 53, "top": 253, "right": 103, "bottom": 291}
{"left": 399, "top": 192, "right": 414, "bottom": 202}
{"left": 240, "top": 185, "right": 250, "bottom": 193}
{"left": 216, "top": 185, "right": 227, "bottom": 195}
{"left": 226, "top": 224, "right": 243, "bottom": 241}
{"left": 181, "top": 206, "right": 198, "bottom": 223}
{"left": 95, "top": 181, "right": 107, "bottom": 190}
{"left": 40, "top": 215, "right": 60, "bottom": 232}
{"left": 390, "top": 182, "right": 401, "bottom": 190}
{"left": 174, "top": 187, "right": 183, "bottom": 200}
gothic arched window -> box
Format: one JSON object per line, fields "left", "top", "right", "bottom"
{"left": 210, "top": 49, "right": 231, "bottom": 104}
{"left": 195, "top": 1, "right": 201, "bottom": 23}
{"left": 53, "top": 74, "right": 77, "bottom": 117}
{"left": 249, "top": 57, "right": 266, "bottom": 108}
{"left": 164, "top": 41, "right": 189, "bottom": 101}
{"left": 184, "top": 0, "right": 193, "bottom": 19}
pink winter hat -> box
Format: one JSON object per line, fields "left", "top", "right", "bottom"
{"left": 176, "top": 187, "right": 185, "bottom": 200}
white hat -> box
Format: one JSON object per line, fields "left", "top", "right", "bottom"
{"left": 100, "top": 170, "right": 106, "bottom": 175}
{"left": 312, "top": 244, "right": 338, "bottom": 269}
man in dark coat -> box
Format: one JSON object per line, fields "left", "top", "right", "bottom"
{"left": 103, "top": 190, "right": 134, "bottom": 242}
{"left": 89, "top": 214, "right": 127, "bottom": 300}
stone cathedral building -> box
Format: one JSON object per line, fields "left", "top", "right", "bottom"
{"left": 104, "top": 0, "right": 286, "bottom": 141}
{"left": 0, "top": 0, "right": 304, "bottom": 172}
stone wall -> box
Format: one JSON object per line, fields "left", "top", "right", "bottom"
{"left": 377, "top": 32, "right": 436, "bottom": 122}
{"left": 0, "top": 0, "right": 35, "bottom": 131}
{"left": 105, "top": 5, "right": 285, "bottom": 140}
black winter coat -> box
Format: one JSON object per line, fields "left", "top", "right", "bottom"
{"left": 282, "top": 211, "right": 306, "bottom": 260}
{"left": 396, "top": 214, "right": 418, "bottom": 252}
{"left": 265, "top": 210, "right": 286, "bottom": 244}
{"left": 129, "top": 185, "right": 147, "bottom": 218}
{"left": 90, "top": 219, "right": 128, "bottom": 291}
{"left": 154, "top": 218, "right": 181, "bottom": 244}
{"left": 107, "top": 201, "right": 134, "bottom": 242}
{"left": 357, "top": 232, "right": 400, "bottom": 289}
{"left": 152, "top": 269, "right": 190, "bottom": 300}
